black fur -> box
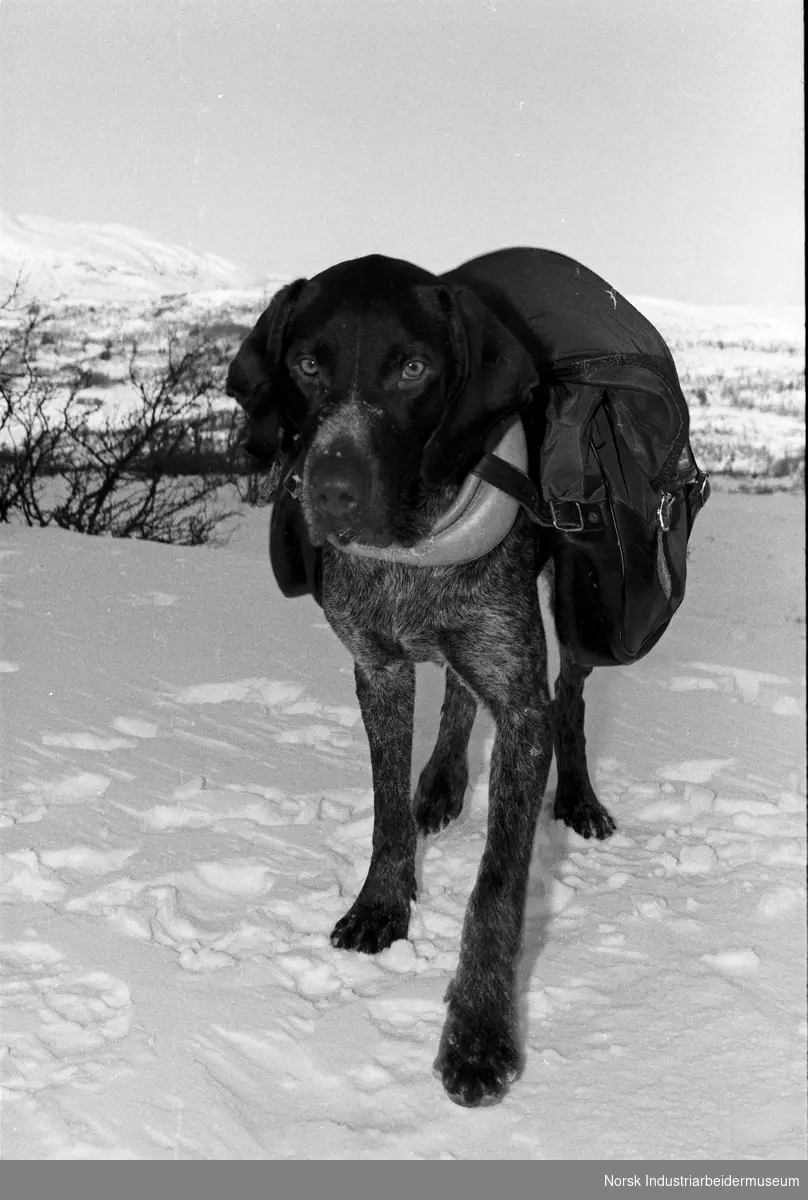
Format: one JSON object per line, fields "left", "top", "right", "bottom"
{"left": 227, "top": 254, "right": 615, "bottom": 1107}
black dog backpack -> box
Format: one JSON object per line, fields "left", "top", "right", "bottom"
{"left": 239, "top": 248, "right": 710, "bottom": 670}
{"left": 449, "top": 248, "right": 711, "bottom": 668}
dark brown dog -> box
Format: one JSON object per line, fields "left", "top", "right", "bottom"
{"left": 227, "top": 252, "right": 615, "bottom": 1107}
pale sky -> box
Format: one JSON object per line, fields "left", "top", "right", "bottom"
{"left": 1, "top": 0, "right": 804, "bottom": 304}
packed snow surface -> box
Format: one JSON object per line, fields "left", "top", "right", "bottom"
{"left": 0, "top": 486, "right": 804, "bottom": 1159}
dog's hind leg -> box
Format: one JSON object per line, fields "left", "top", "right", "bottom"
{"left": 540, "top": 555, "right": 616, "bottom": 840}
{"left": 552, "top": 642, "right": 616, "bottom": 839}
{"left": 331, "top": 657, "right": 418, "bottom": 954}
{"left": 414, "top": 666, "right": 477, "bottom": 835}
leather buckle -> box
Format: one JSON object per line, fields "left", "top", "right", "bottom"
{"left": 657, "top": 491, "right": 674, "bottom": 532}
{"left": 283, "top": 459, "right": 303, "bottom": 500}
{"left": 550, "top": 500, "right": 585, "bottom": 532}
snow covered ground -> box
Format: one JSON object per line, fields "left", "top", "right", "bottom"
{"left": 1, "top": 483, "right": 805, "bottom": 1160}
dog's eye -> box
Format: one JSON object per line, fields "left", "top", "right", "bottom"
{"left": 298, "top": 357, "right": 319, "bottom": 376}
{"left": 401, "top": 360, "right": 426, "bottom": 380}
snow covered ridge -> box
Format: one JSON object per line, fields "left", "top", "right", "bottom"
{"left": 2, "top": 211, "right": 803, "bottom": 342}
{"left": 0, "top": 212, "right": 251, "bottom": 301}
{"left": 1, "top": 213, "right": 803, "bottom": 477}
{"left": 630, "top": 295, "right": 804, "bottom": 355}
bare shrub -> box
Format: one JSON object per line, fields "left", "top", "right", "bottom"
{"left": 1, "top": 287, "right": 250, "bottom": 543}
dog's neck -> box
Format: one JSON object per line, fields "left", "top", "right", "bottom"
{"left": 327, "top": 415, "right": 527, "bottom": 568}
{"left": 413, "top": 477, "right": 465, "bottom": 532}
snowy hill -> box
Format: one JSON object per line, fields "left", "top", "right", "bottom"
{"left": 0, "top": 215, "right": 803, "bottom": 478}
{"left": 630, "top": 294, "right": 804, "bottom": 354}
{"left": 0, "top": 213, "right": 249, "bottom": 302}
{"left": 2, "top": 212, "right": 803, "bottom": 342}
{"left": 1, "top": 491, "right": 805, "bottom": 1158}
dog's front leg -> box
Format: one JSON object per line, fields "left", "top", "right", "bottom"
{"left": 330, "top": 658, "right": 417, "bottom": 954}
{"left": 435, "top": 630, "right": 553, "bottom": 1106}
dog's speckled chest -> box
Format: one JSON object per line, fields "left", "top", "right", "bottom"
{"left": 320, "top": 518, "right": 537, "bottom": 667}
{"left": 322, "top": 548, "right": 458, "bottom": 663}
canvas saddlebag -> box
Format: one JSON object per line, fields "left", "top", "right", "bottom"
{"left": 477, "top": 351, "right": 711, "bottom": 667}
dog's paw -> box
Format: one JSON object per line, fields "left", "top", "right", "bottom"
{"left": 330, "top": 896, "right": 411, "bottom": 955}
{"left": 553, "top": 783, "right": 616, "bottom": 840}
{"left": 433, "top": 1003, "right": 521, "bottom": 1108}
{"left": 413, "top": 765, "right": 467, "bottom": 835}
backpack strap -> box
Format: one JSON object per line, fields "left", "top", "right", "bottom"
{"left": 474, "top": 348, "right": 710, "bottom": 534}
{"left": 471, "top": 452, "right": 605, "bottom": 531}
{"left": 472, "top": 353, "right": 673, "bottom": 531}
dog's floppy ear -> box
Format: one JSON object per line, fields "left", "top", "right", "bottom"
{"left": 420, "top": 285, "right": 538, "bottom": 488}
{"left": 226, "top": 278, "right": 307, "bottom": 463}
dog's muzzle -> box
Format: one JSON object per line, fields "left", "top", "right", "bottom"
{"left": 328, "top": 415, "right": 527, "bottom": 566}
{"left": 308, "top": 451, "right": 370, "bottom": 522}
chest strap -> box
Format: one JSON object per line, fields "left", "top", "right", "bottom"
{"left": 471, "top": 453, "right": 605, "bottom": 532}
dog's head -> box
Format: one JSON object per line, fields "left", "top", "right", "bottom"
{"left": 227, "top": 254, "right": 537, "bottom": 548}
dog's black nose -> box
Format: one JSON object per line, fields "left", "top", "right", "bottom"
{"left": 309, "top": 453, "right": 369, "bottom": 519}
